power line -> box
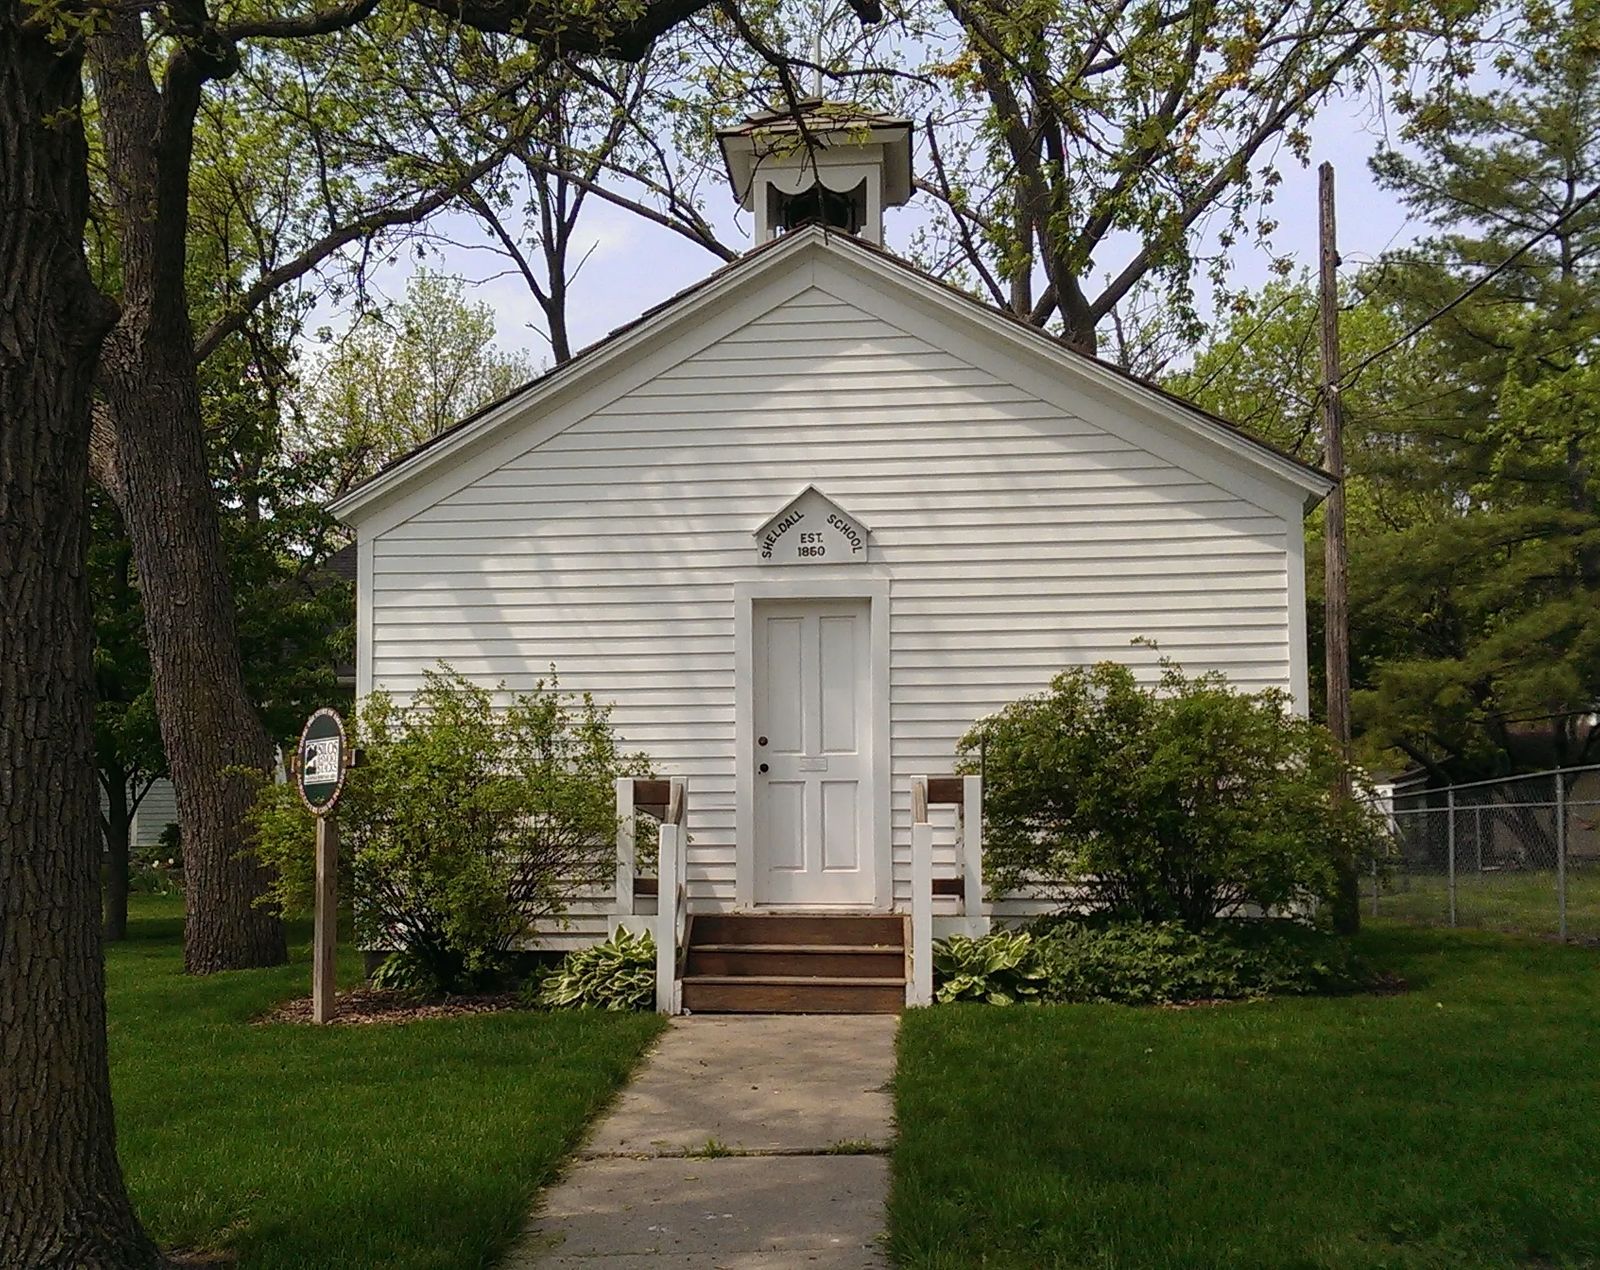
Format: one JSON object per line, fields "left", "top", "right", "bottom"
{"left": 1183, "top": 285, "right": 1304, "bottom": 399}
{"left": 1340, "top": 182, "right": 1600, "bottom": 389}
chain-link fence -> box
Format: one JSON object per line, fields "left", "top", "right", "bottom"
{"left": 1372, "top": 765, "right": 1600, "bottom": 942}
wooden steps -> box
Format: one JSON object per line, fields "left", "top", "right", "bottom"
{"left": 680, "top": 914, "right": 906, "bottom": 1014}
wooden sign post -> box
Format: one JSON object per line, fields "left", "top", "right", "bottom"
{"left": 296, "top": 708, "right": 351, "bottom": 1024}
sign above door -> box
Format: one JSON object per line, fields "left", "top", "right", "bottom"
{"left": 753, "top": 485, "right": 871, "bottom": 566}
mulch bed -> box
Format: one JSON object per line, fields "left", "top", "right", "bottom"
{"left": 259, "top": 987, "right": 529, "bottom": 1026}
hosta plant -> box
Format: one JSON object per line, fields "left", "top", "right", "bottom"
{"left": 535, "top": 929, "right": 657, "bottom": 1011}
{"left": 933, "top": 921, "right": 1372, "bottom": 1007}
{"left": 932, "top": 931, "right": 1047, "bottom": 1005}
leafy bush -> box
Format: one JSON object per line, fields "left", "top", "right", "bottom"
{"left": 932, "top": 921, "right": 1371, "bottom": 1006}
{"left": 248, "top": 667, "right": 650, "bottom": 995}
{"left": 156, "top": 820, "right": 181, "bottom": 858}
{"left": 532, "top": 929, "right": 656, "bottom": 1011}
{"left": 932, "top": 931, "right": 1047, "bottom": 1005}
{"left": 1030, "top": 919, "right": 1370, "bottom": 1003}
{"left": 960, "top": 660, "right": 1386, "bottom": 929}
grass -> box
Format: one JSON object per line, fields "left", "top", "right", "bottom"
{"left": 890, "top": 923, "right": 1600, "bottom": 1269}
{"left": 1375, "top": 866, "right": 1600, "bottom": 941}
{"left": 109, "top": 894, "right": 664, "bottom": 1268}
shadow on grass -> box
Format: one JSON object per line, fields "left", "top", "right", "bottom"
{"left": 109, "top": 896, "right": 663, "bottom": 1270}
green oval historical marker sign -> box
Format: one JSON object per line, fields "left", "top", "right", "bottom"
{"left": 297, "top": 707, "right": 348, "bottom": 814}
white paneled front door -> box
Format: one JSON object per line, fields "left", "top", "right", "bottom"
{"left": 752, "top": 599, "right": 874, "bottom": 906}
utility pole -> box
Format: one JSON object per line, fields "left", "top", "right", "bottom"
{"left": 1319, "top": 161, "right": 1358, "bottom": 932}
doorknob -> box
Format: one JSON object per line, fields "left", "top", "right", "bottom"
{"left": 759, "top": 763, "right": 769, "bottom": 774}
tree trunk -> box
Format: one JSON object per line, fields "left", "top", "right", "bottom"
{"left": 0, "top": 11, "right": 160, "bottom": 1264}
{"left": 89, "top": 18, "right": 285, "bottom": 974}
{"left": 98, "top": 343, "right": 288, "bottom": 974}
{"left": 102, "top": 774, "right": 132, "bottom": 942}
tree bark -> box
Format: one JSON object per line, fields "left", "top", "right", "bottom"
{"left": 90, "top": 15, "right": 286, "bottom": 973}
{"left": 97, "top": 331, "right": 288, "bottom": 973}
{"left": 0, "top": 7, "right": 160, "bottom": 1263}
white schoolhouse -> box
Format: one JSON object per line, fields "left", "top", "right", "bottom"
{"left": 331, "top": 103, "right": 1333, "bottom": 1013}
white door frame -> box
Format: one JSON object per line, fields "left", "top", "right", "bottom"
{"left": 734, "top": 577, "right": 892, "bottom": 910}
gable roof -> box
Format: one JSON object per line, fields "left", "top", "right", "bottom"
{"left": 330, "top": 227, "right": 1333, "bottom": 524}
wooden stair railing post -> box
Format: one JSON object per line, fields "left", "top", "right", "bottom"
{"left": 909, "top": 775, "right": 934, "bottom": 1007}
{"left": 671, "top": 776, "right": 687, "bottom": 1013}
{"left": 656, "top": 819, "right": 679, "bottom": 1013}
{"left": 959, "top": 774, "right": 988, "bottom": 936}
{"left": 615, "top": 777, "right": 636, "bottom": 919}
{"left": 655, "top": 776, "right": 688, "bottom": 1015}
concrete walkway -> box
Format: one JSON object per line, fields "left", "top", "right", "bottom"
{"left": 506, "top": 1015, "right": 897, "bottom": 1269}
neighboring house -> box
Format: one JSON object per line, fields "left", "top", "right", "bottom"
{"left": 132, "top": 777, "right": 179, "bottom": 851}
{"left": 330, "top": 101, "right": 1333, "bottom": 1010}
{"left": 98, "top": 776, "right": 180, "bottom": 853}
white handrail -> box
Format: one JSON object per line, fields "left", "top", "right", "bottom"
{"left": 908, "top": 773, "right": 986, "bottom": 1006}
{"left": 909, "top": 775, "right": 933, "bottom": 1007}
{"left": 655, "top": 776, "right": 687, "bottom": 1014}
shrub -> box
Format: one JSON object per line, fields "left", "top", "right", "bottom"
{"left": 932, "top": 921, "right": 1370, "bottom": 1006}
{"left": 533, "top": 929, "right": 656, "bottom": 1011}
{"left": 960, "top": 660, "right": 1386, "bottom": 929}
{"left": 247, "top": 667, "right": 650, "bottom": 995}
{"left": 1028, "top": 918, "right": 1370, "bottom": 1003}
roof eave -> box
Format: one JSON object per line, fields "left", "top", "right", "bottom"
{"left": 327, "top": 229, "right": 822, "bottom": 525}
{"left": 332, "top": 225, "right": 1335, "bottom": 525}
{"left": 812, "top": 234, "right": 1337, "bottom": 510}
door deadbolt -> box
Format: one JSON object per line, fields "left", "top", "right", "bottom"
{"left": 758, "top": 736, "right": 768, "bottom": 746}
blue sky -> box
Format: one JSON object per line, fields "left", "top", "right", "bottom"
{"left": 319, "top": 86, "right": 1423, "bottom": 372}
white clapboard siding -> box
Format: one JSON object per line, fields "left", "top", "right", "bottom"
{"left": 132, "top": 778, "right": 178, "bottom": 850}
{"left": 363, "top": 267, "right": 1309, "bottom": 941}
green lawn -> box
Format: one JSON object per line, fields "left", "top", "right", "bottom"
{"left": 891, "top": 923, "right": 1600, "bottom": 1269}
{"left": 109, "top": 895, "right": 663, "bottom": 1268}
{"left": 1375, "top": 866, "right": 1600, "bottom": 941}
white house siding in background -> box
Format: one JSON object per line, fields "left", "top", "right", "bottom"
{"left": 99, "top": 777, "right": 179, "bottom": 851}
{"left": 133, "top": 778, "right": 179, "bottom": 850}
{"left": 339, "top": 231, "right": 1328, "bottom": 947}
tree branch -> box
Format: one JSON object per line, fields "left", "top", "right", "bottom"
{"left": 220, "top": 0, "right": 381, "bottom": 41}
{"left": 195, "top": 147, "right": 512, "bottom": 362}
{"left": 923, "top": 121, "right": 1009, "bottom": 310}
{"left": 1089, "top": 42, "right": 1376, "bottom": 325}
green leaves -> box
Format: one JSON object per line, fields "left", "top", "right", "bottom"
{"left": 961, "top": 660, "right": 1385, "bottom": 928}
{"left": 534, "top": 928, "right": 656, "bottom": 1010}
{"left": 932, "top": 920, "right": 1372, "bottom": 1006}
{"left": 245, "top": 666, "right": 652, "bottom": 988}
{"left": 294, "top": 272, "right": 532, "bottom": 502}
{"left": 898, "top": 0, "right": 1463, "bottom": 350}
{"left": 1337, "top": 7, "right": 1600, "bottom": 776}
{"left": 933, "top": 931, "right": 1048, "bottom": 1004}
